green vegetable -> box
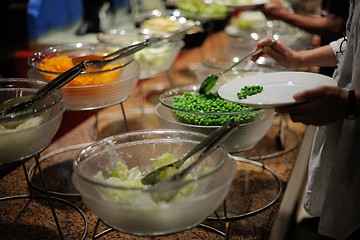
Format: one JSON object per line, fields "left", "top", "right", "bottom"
{"left": 135, "top": 46, "right": 169, "bottom": 68}
{"left": 176, "top": 0, "right": 229, "bottom": 19}
{"left": 231, "top": 18, "right": 256, "bottom": 32}
{"left": 237, "top": 85, "right": 263, "bottom": 99}
{"left": 93, "top": 153, "right": 199, "bottom": 203}
{"left": 150, "top": 153, "right": 178, "bottom": 169}
{"left": 171, "top": 91, "right": 259, "bottom": 126}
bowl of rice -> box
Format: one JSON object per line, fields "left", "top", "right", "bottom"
{"left": 28, "top": 43, "right": 140, "bottom": 111}
{"left": 155, "top": 84, "right": 275, "bottom": 153}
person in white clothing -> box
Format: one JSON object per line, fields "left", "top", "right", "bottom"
{"left": 252, "top": 1, "right": 360, "bottom": 239}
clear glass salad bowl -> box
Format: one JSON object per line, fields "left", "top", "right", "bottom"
{"left": 72, "top": 129, "right": 236, "bottom": 236}
{"left": 27, "top": 43, "right": 140, "bottom": 110}
{"left": 137, "top": 10, "right": 208, "bottom": 49}
{"left": 98, "top": 29, "right": 184, "bottom": 79}
{"left": 0, "top": 78, "right": 65, "bottom": 164}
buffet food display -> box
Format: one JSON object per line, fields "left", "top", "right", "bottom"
{"left": 1, "top": 1, "right": 311, "bottom": 238}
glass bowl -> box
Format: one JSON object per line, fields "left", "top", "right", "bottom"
{"left": 27, "top": 43, "right": 140, "bottom": 111}
{"left": 138, "top": 10, "right": 208, "bottom": 49}
{"left": 72, "top": 129, "right": 236, "bottom": 236}
{"left": 98, "top": 29, "right": 185, "bottom": 79}
{"left": 173, "top": 3, "right": 231, "bottom": 33}
{"left": 155, "top": 85, "right": 275, "bottom": 153}
{"left": 0, "top": 78, "right": 65, "bottom": 164}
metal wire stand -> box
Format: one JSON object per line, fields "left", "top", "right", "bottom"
{"left": 235, "top": 116, "right": 299, "bottom": 160}
{"left": 200, "top": 157, "right": 283, "bottom": 239}
{"left": 1, "top": 152, "right": 88, "bottom": 240}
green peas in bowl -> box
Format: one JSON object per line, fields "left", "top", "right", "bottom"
{"left": 156, "top": 85, "right": 275, "bottom": 153}
{"left": 171, "top": 91, "right": 260, "bottom": 126}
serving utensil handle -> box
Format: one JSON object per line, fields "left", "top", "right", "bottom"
{"left": 33, "top": 61, "right": 89, "bottom": 101}
{"left": 221, "top": 40, "right": 277, "bottom": 75}
{"left": 0, "top": 61, "right": 89, "bottom": 115}
{"left": 170, "top": 118, "right": 239, "bottom": 181}
{"left": 141, "top": 118, "right": 239, "bottom": 185}
{"left": 174, "top": 118, "right": 239, "bottom": 168}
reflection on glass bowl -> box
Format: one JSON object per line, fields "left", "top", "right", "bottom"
{"left": 27, "top": 43, "right": 140, "bottom": 111}
{"left": 138, "top": 10, "right": 208, "bottom": 49}
{"left": 72, "top": 129, "right": 236, "bottom": 236}
{"left": 0, "top": 78, "right": 65, "bottom": 164}
{"left": 155, "top": 85, "right": 275, "bottom": 153}
{"left": 98, "top": 29, "right": 184, "bottom": 79}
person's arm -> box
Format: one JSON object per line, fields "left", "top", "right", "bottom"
{"left": 251, "top": 38, "right": 338, "bottom": 69}
{"left": 261, "top": 1, "right": 346, "bottom": 39}
{"left": 297, "top": 45, "right": 338, "bottom": 67}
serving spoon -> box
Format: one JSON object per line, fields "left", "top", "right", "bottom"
{"left": 141, "top": 118, "right": 239, "bottom": 186}
{"left": 198, "top": 40, "right": 277, "bottom": 94}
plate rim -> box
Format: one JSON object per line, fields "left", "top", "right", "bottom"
{"left": 218, "top": 71, "right": 337, "bottom": 108}
{"left": 202, "top": 0, "right": 269, "bottom": 7}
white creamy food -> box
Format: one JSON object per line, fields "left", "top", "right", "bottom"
{"left": 0, "top": 116, "right": 44, "bottom": 163}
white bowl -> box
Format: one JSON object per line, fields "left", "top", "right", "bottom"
{"left": 0, "top": 78, "right": 65, "bottom": 164}
{"left": 72, "top": 129, "right": 236, "bottom": 236}
{"left": 27, "top": 43, "right": 140, "bottom": 110}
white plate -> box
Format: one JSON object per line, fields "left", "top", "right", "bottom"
{"left": 218, "top": 72, "right": 337, "bottom": 108}
{"left": 203, "top": 0, "right": 269, "bottom": 7}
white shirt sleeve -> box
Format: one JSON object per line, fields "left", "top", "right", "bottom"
{"left": 330, "top": 38, "right": 347, "bottom": 63}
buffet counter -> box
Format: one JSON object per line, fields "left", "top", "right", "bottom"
{"left": 0, "top": 31, "right": 310, "bottom": 239}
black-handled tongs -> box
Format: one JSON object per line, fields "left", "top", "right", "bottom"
{"left": 141, "top": 118, "right": 239, "bottom": 185}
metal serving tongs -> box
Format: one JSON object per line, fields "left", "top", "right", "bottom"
{"left": 145, "top": 119, "right": 239, "bottom": 202}
{"left": 0, "top": 61, "right": 92, "bottom": 117}
{"left": 0, "top": 25, "right": 195, "bottom": 117}
{"left": 72, "top": 24, "right": 195, "bottom": 68}
{"left": 141, "top": 118, "right": 239, "bottom": 186}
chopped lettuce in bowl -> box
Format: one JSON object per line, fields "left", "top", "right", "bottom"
{"left": 72, "top": 129, "right": 236, "bottom": 235}
{"left": 92, "top": 153, "right": 204, "bottom": 204}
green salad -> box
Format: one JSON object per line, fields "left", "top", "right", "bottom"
{"left": 176, "top": 0, "right": 229, "bottom": 19}
{"left": 93, "top": 153, "right": 199, "bottom": 203}
{"left": 135, "top": 45, "right": 170, "bottom": 68}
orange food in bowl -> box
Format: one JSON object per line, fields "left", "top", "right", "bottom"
{"left": 38, "top": 55, "right": 124, "bottom": 86}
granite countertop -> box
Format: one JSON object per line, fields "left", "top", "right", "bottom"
{"left": 0, "top": 31, "right": 308, "bottom": 239}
